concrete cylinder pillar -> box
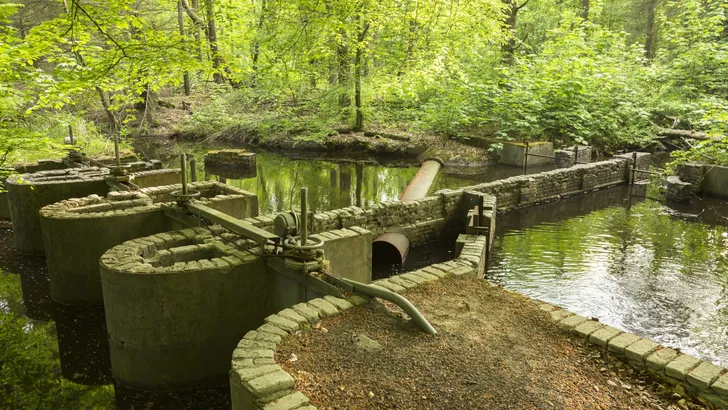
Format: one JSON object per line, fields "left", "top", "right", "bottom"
{"left": 100, "top": 228, "right": 275, "bottom": 389}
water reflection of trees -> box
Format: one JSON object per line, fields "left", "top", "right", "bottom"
{"left": 209, "top": 153, "right": 422, "bottom": 214}
{"left": 491, "top": 198, "right": 728, "bottom": 365}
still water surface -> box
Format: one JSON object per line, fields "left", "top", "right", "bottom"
{"left": 489, "top": 187, "right": 728, "bottom": 366}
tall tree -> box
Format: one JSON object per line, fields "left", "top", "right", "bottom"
{"left": 502, "top": 0, "right": 530, "bottom": 65}
{"left": 644, "top": 0, "right": 658, "bottom": 60}
{"left": 178, "top": 0, "right": 192, "bottom": 95}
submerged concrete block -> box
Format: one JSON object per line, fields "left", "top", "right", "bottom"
{"left": 666, "top": 176, "right": 693, "bottom": 202}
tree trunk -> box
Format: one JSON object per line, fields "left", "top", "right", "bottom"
{"left": 178, "top": 1, "right": 191, "bottom": 95}
{"left": 353, "top": 19, "right": 369, "bottom": 132}
{"left": 355, "top": 163, "right": 363, "bottom": 208}
{"left": 181, "top": 0, "right": 225, "bottom": 82}
{"left": 204, "top": 0, "right": 225, "bottom": 84}
{"left": 251, "top": 0, "right": 267, "bottom": 87}
{"left": 337, "top": 27, "right": 351, "bottom": 107}
{"left": 581, "top": 0, "right": 590, "bottom": 21}
{"left": 501, "top": 0, "right": 518, "bottom": 65}
{"left": 192, "top": 0, "right": 202, "bottom": 61}
{"left": 644, "top": 0, "right": 657, "bottom": 61}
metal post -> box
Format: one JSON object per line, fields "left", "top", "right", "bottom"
{"left": 189, "top": 156, "right": 198, "bottom": 182}
{"left": 631, "top": 152, "right": 637, "bottom": 185}
{"left": 523, "top": 142, "right": 529, "bottom": 175}
{"left": 114, "top": 134, "right": 121, "bottom": 168}
{"left": 68, "top": 125, "right": 75, "bottom": 146}
{"left": 300, "top": 187, "right": 308, "bottom": 246}
{"left": 181, "top": 153, "right": 188, "bottom": 195}
{"left": 573, "top": 145, "right": 579, "bottom": 165}
{"left": 478, "top": 195, "right": 484, "bottom": 228}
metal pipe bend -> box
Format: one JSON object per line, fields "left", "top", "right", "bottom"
{"left": 340, "top": 278, "right": 437, "bottom": 335}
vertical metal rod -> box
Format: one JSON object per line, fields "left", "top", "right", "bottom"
{"left": 631, "top": 152, "right": 637, "bottom": 185}
{"left": 628, "top": 152, "right": 637, "bottom": 199}
{"left": 300, "top": 187, "right": 308, "bottom": 246}
{"left": 114, "top": 134, "right": 121, "bottom": 168}
{"left": 181, "top": 153, "right": 188, "bottom": 195}
{"left": 523, "top": 142, "right": 529, "bottom": 175}
{"left": 478, "top": 195, "right": 484, "bottom": 228}
{"left": 573, "top": 145, "right": 579, "bottom": 165}
{"left": 68, "top": 125, "right": 75, "bottom": 146}
{"left": 189, "top": 156, "right": 198, "bottom": 182}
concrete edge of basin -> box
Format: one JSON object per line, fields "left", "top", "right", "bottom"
{"left": 228, "top": 252, "right": 482, "bottom": 410}
{"left": 539, "top": 302, "right": 728, "bottom": 409}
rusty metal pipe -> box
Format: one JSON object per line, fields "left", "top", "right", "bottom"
{"left": 399, "top": 159, "right": 444, "bottom": 202}
{"left": 373, "top": 158, "right": 444, "bottom": 267}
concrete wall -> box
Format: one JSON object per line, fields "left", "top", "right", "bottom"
{"left": 311, "top": 227, "right": 372, "bottom": 283}
{"left": 129, "top": 169, "right": 181, "bottom": 189}
{"left": 0, "top": 191, "right": 9, "bottom": 220}
{"left": 100, "top": 227, "right": 276, "bottom": 390}
{"left": 41, "top": 182, "right": 258, "bottom": 305}
{"left": 497, "top": 142, "right": 554, "bottom": 167}
{"left": 7, "top": 168, "right": 111, "bottom": 254}
{"left": 702, "top": 165, "right": 728, "bottom": 198}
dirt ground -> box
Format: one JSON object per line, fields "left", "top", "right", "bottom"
{"left": 278, "top": 276, "right": 702, "bottom": 410}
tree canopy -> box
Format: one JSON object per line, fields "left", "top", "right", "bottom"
{"left": 0, "top": 0, "right": 727, "bottom": 157}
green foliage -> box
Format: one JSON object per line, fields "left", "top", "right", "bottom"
{"left": 0, "top": 271, "right": 114, "bottom": 409}
{"left": 667, "top": 137, "right": 728, "bottom": 173}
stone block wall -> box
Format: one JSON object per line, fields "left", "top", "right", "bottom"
{"left": 128, "top": 168, "right": 181, "bottom": 189}
{"left": 229, "top": 259, "right": 480, "bottom": 410}
{"left": 542, "top": 303, "right": 728, "bottom": 410}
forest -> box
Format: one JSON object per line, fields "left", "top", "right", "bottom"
{"left": 0, "top": 0, "right": 727, "bottom": 169}
{"left": 1, "top": 1, "right": 728, "bottom": 408}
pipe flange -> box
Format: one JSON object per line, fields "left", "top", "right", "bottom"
{"left": 283, "top": 236, "right": 324, "bottom": 250}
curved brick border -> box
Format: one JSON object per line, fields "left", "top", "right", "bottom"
{"left": 229, "top": 255, "right": 479, "bottom": 410}
{"left": 539, "top": 303, "right": 728, "bottom": 409}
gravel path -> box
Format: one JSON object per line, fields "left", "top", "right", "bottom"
{"left": 278, "top": 276, "right": 702, "bottom": 410}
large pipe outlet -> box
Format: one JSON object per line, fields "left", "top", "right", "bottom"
{"left": 373, "top": 158, "right": 444, "bottom": 267}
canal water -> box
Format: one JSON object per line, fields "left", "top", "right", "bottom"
{"left": 488, "top": 186, "right": 728, "bottom": 367}
{"left": 138, "top": 142, "right": 556, "bottom": 214}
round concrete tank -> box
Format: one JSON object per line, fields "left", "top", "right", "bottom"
{"left": 100, "top": 227, "right": 273, "bottom": 390}
{"left": 7, "top": 168, "right": 110, "bottom": 255}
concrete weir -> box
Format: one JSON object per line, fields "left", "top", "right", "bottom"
{"left": 8, "top": 151, "right": 658, "bottom": 402}
{"left": 40, "top": 182, "right": 258, "bottom": 305}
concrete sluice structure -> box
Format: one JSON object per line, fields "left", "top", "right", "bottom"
{"left": 75, "top": 155, "right": 649, "bottom": 401}
{"left": 6, "top": 165, "right": 181, "bottom": 255}
{"left": 3, "top": 151, "right": 654, "bottom": 406}
{"left": 40, "top": 182, "right": 258, "bottom": 305}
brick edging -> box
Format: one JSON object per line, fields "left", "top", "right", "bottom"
{"left": 229, "top": 259, "right": 478, "bottom": 410}
{"left": 539, "top": 302, "right": 728, "bottom": 409}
